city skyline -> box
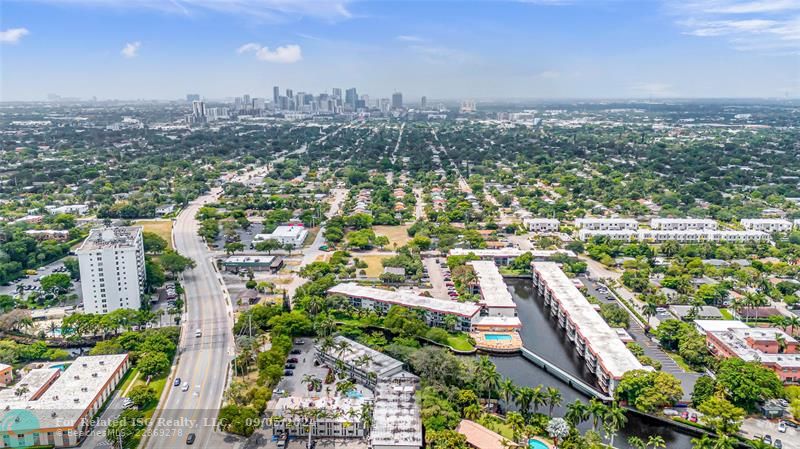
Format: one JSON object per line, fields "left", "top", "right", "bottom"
{"left": 2, "top": 0, "right": 799, "bottom": 101}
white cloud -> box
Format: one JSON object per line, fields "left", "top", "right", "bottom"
{"left": 396, "top": 35, "right": 425, "bottom": 42}
{"left": 237, "top": 43, "right": 302, "bottom": 63}
{"left": 121, "top": 41, "right": 141, "bottom": 58}
{"left": 26, "top": 0, "right": 352, "bottom": 22}
{"left": 668, "top": 0, "right": 800, "bottom": 52}
{"left": 0, "top": 28, "right": 29, "bottom": 44}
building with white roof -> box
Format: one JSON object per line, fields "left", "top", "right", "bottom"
{"left": 532, "top": 262, "right": 643, "bottom": 393}
{"left": 650, "top": 218, "right": 717, "bottom": 231}
{"left": 574, "top": 218, "right": 639, "bottom": 231}
{"left": 523, "top": 218, "right": 559, "bottom": 233}
{"left": 253, "top": 224, "right": 308, "bottom": 248}
{"left": 448, "top": 248, "right": 575, "bottom": 266}
{"left": 579, "top": 229, "right": 770, "bottom": 243}
{"left": 272, "top": 396, "right": 368, "bottom": 438}
{"left": 467, "top": 261, "right": 517, "bottom": 317}
{"left": 371, "top": 373, "right": 423, "bottom": 449}
{"left": 24, "top": 229, "right": 70, "bottom": 242}
{"left": 76, "top": 227, "right": 145, "bottom": 314}
{"left": 700, "top": 321, "right": 800, "bottom": 384}
{"left": 0, "top": 354, "right": 130, "bottom": 448}
{"left": 316, "top": 336, "right": 405, "bottom": 387}
{"left": 741, "top": 218, "right": 793, "bottom": 233}
{"left": 45, "top": 204, "right": 89, "bottom": 216}
{"left": 327, "top": 283, "right": 481, "bottom": 331}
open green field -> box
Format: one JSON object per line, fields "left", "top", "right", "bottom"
{"left": 134, "top": 220, "right": 173, "bottom": 249}
{"left": 373, "top": 225, "right": 412, "bottom": 247}
{"left": 359, "top": 254, "right": 390, "bottom": 277}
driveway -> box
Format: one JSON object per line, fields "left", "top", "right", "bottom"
{"left": 422, "top": 257, "right": 449, "bottom": 300}
{"left": 741, "top": 418, "right": 799, "bottom": 449}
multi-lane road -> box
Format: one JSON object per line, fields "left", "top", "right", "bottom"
{"left": 143, "top": 187, "right": 235, "bottom": 449}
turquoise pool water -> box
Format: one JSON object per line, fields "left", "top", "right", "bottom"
{"left": 529, "top": 439, "right": 549, "bottom": 449}
{"left": 484, "top": 334, "right": 513, "bottom": 341}
{"left": 346, "top": 390, "right": 363, "bottom": 399}
{"left": 49, "top": 363, "right": 68, "bottom": 371}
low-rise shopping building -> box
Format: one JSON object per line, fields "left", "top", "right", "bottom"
{"left": 220, "top": 255, "right": 283, "bottom": 273}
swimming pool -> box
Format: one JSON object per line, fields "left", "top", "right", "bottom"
{"left": 49, "top": 363, "right": 69, "bottom": 371}
{"left": 529, "top": 439, "right": 549, "bottom": 449}
{"left": 484, "top": 334, "right": 513, "bottom": 341}
{"left": 346, "top": 390, "right": 363, "bottom": 399}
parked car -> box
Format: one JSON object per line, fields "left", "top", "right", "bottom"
{"left": 294, "top": 339, "right": 306, "bottom": 345}
{"left": 689, "top": 413, "right": 698, "bottom": 423}
{"left": 774, "top": 440, "right": 782, "bottom": 449}
{"left": 285, "top": 363, "right": 296, "bottom": 369}
{"left": 778, "top": 421, "right": 787, "bottom": 433}
{"left": 284, "top": 370, "right": 294, "bottom": 376}
{"left": 287, "top": 358, "right": 299, "bottom": 363}
{"left": 290, "top": 349, "right": 302, "bottom": 354}
{"left": 681, "top": 411, "right": 688, "bottom": 419}
{"left": 763, "top": 435, "right": 772, "bottom": 445}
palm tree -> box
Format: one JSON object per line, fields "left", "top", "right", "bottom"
{"left": 545, "top": 387, "right": 562, "bottom": 417}
{"left": 514, "top": 386, "right": 535, "bottom": 417}
{"left": 360, "top": 402, "right": 374, "bottom": 436}
{"left": 603, "top": 402, "right": 627, "bottom": 447}
{"left": 628, "top": 436, "right": 646, "bottom": 449}
{"left": 565, "top": 399, "right": 590, "bottom": 428}
{"left": 787, "top": 315, "right": 800, "bottom": 336}
{"left": 499, "top": 377, "right": 517, "bottom": 412}
{"left": 641, "top": 299, "right": 658, "bottom": 328}
{"left": 530, "top": 385, "right": 546, "bottom": 415}
{"left": 506, "top": 411, "right": 525, "bottom": 443}
{"left": 475, "top": 356, "right": 501, "bottom": 405}
{"left": 302, "top": 374, "right": 321, "bottom": 394}
{"left": 588, "top": 398, "right": 607, "bottom": 432}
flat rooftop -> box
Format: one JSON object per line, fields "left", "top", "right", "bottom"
{"left": 449, "top": 248, "right": 576, "bottom": 258}
{"left": 533, "top": 262, "right": 643, "bottom": 379}
{"left": 0, "top": 354, "right": 129, "bottom": 430}
{"left": 318, "top": 336, "right": 405, "bottom": 378}
{"left": 328, "top": 283, "right": 482, "bottom": 318}
{"left": 712, "top": 327, "right": 800, "bottom": 368}
{"left": 76, "top": 226, "right": 142, "bottom": 252}
{"left": 467, "top": 261, "right": 516, "bottom": 309}
{"left": 370, "top": 374, "right": 422, "bottom": 448}
{"left": 273, "top": 396, "right": 364, "bottom": 422}
{"left": 269, "top": 225, "right": 307, "bottom": 237}
{"left": 223, "top": 255, "right": 277, "bottom": 264}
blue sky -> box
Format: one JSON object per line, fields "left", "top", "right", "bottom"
{"left": 1, "top": 0, "right": 798, "bottom": 101}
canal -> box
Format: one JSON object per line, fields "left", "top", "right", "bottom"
{"left": 491, "top": 278, "right": 695, "bottom": 449}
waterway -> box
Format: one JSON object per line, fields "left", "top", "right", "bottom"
{"left": 491, "top": 278, "right": 695, "bottom": 449}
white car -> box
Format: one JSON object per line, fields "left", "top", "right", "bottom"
{"left": 778, "top": 421, "right": 787, "bottom": 433}
{"left": 181, "top": 382, "right": 190, "bottom": 392}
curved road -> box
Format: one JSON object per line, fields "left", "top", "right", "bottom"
{"left": 143, "top": 187, "right": 235, "bottom": 449}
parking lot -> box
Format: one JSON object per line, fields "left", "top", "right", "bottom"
{"left": 0, "top": 258, "right": 82, "bottom": 302}
{"left": 741, "top": 417, "right": 799, "bottom": 449}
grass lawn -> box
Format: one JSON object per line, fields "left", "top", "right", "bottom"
{"left": 358, "top": 254, "right": 390, "bottom": 277}
{"left": 135, "top": 220, "right": 174, "bottom": 249}
{"left": 303, "top": 226, "right": 319, "bottom": 246}
{"left": 117, "top": 367, "right": 140, "bottom": 397}
{"left": 720, "top": 308, "right": 734, "bottom": 320}
{"left": 373, "top": 225, "right": 412, "bottom": 247}
{"left": 447, "top": 333, "right": 475, "bottom": 351}
{"left": 126, "top": 373, "right": 169, "bottom": 419}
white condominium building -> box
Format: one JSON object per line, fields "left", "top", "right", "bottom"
{"left": 523, "top": 217, "right": 559, "bottom": 233}
{"left": 76, "top": 227, "right": 146, "bottom": 314}
{"left": 650, "top": 218, "right": 717, "bottom": 231}
{"left": 579, "top": 228, "right": 770, "bottom": 243}
{"left": 740, "top": 219, "right": 793, "bottom": 233}
{"left": 574, "top": 218, "right": 639, "bottom": 231}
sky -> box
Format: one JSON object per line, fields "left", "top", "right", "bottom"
{"left": 1, "top": 0, "right": 799, "bottom": 101}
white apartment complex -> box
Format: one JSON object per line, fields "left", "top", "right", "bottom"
{"left": 253, "top": 224, "right": 308, "bottom": 248}
{"left": 76, "top": 227, "right": 146, "bottom": 314}
{"left": 579, "top": 228, "right": 770, "bottom": 243}
{"left": 523, "top": 217, "right": 559, "bottom": 233}
{"left": 740, "top": 218, "right": 793, "bottom": 233}
{"left": 574, "top": 218, "right": 639, "bottom": 231}
{"left": 650, "top": 218, "right": 717, "bottom": 230}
